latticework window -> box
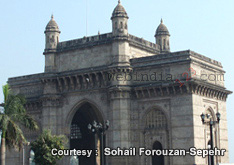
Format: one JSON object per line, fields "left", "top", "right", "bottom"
{"left": 145, "top": 109, "right": 167, "bottom": 129}
{"left": 70, "top": 124, "right": 82, "bottom": 139}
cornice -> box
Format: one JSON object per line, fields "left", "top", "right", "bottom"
{"left": 132, "top": 80, "right": 232, "bottom": 101}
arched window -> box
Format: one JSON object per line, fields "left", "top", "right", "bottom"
{"left": 115, "top": 22, "right": 117, "bottom": 29}
{"left": 158, "top": 39, "right": 161, "bottom": 47}
{"left": 120, "top": 22, "right": 123, "bottom": 28}
{"left": 152, "top": 141, "right": 164, "bottom": 165}
{"left": 51, "top": 35, "right": 55, "bottom": 42}
{"left": 145, "top": 109, "right": 167, "bottom": 129}
{"left": 46, "top": 36, "right": 49, "bottom": 43}
{"left": 125, "top": 23, "right": 128, "bottom": 29}
{"left": 29, "top": 150, "right": 35, "bottom": 165}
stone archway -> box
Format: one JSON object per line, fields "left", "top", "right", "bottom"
{"left": 70, "top": 102, "right": 104, "bottom": 165}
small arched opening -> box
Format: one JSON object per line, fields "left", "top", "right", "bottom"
{"left": 152, "top": 141, "right": 164, "bottom": 165}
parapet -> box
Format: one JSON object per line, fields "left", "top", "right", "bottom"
{"left": 54, "top": 33, "right": 160, "bottom": 53}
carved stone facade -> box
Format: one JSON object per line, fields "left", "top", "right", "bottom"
{"left": 6, "top": 1, "right": 231, "bottom": 165}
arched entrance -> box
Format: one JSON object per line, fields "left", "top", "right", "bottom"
{"left": 152, "top": 141, "right": 164, "bottom": 165}
{"left": 70, "top": 102, "right": 103, "bottom": 165}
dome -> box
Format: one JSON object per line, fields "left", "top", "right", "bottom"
{"left": 45, "top": 15, "right": 60, "bottom": 32}
{"left": 111, "top": 0, "right": 128, "bottom": 19}
{"left": 155, "top": 19, "right": 170, "bottom": 36}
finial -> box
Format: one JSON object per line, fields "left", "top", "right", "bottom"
{"left": 98, "top": 31, "right": 100, "bottom": 35}
{"left": 161, "top": 18, "right": 163, "bottom": 24}
{"left": 51, "top": 14, "right": 54, "bottom": 20}
{"left": 118, "top": 0, "right": 121, "bottom": 4}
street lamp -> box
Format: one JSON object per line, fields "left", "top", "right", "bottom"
{"left": 88, "top": 120, "right": 109, "bottom": 165}
{"left": 200, "top": 112, "right": 221, "bottom": 165}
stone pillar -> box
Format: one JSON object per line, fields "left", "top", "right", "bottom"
{"left": 111, "top": 40, "right": 130, "bottom": 67}
{"left": 107, "top": 87, "right": 133, "bottom": 165}
{"left": 170, "top": 94, "right": 195, "bottom": 164}
{"left": 41, "top": 80, "right": 61, "bottom": 135}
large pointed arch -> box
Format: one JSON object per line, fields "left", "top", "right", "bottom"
{"left": 66, "top": 99, "right": 105, "bottom": 165}
{"left": 66, "top": 99, "right": 105, "bottom": 128}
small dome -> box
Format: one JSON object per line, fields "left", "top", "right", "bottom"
{"left": 111, "top": 0, "right": 128, "bottom": 19}
{"left": 155, "top": 19, "right": 170, "bottom": 36}
{"left": 45, "top": 15, "right": 60, "bottom": 32}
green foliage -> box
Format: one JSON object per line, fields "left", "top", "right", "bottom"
{"left": 31, "top": 129, "right": 68, "bottom": 165}
{"left": 2, "top": 84, "right": 9, "bottom": 104}
{"left": 0, "top": 84, "right": 38, "bottom": 150}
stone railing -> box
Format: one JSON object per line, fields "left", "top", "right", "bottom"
{"left": 8, "top": 73, "right": 45, "bottom": 84}
{"left": 56, "top": 33, "right": 160, "bottom": 52}
{"left": 131, "top": 50, "right": 223, "bottom": 67}
{"left": 189, "top": 50, "right": 222, "bottom": 67}
{"left": 128, "top": 34, "right": 160, "bottom": 50}
{"left": 130, "top": 50, "right": 189, "bottom": 64}
{"left": 57, "top": 33, "right": 113, "bottom": 51}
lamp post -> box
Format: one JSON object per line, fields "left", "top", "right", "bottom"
{"left": 88, "top": 120, "right": 109, "bottom": 165}
{"left": 23, "top": 142, "right": 30, "bottom": 165}
{"left": 200, "top": 112, "right": 221, "bottom": 165}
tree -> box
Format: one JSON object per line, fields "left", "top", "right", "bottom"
{"left": 0, "top": 84, "right": 39, "bottom": 165}
{"left": 31, "top": 129, "right": 67, "bottom": 165}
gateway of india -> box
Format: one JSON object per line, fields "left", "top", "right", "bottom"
{"left": 7, "top": 1, "right": 232, "bottom": 165}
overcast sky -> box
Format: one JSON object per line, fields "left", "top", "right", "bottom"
{"left": 0, "top": 0, "right": 233, "bottom": 162}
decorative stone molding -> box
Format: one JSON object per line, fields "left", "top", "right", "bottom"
{"left": 41, "top": 66, "right": 133, "bottom": 93}
{"left": 133, "top": 80, "right": 232, "bottom": 101}
{"left": 25, "top": 101, "right": 42, "bottom": 113}
{"left": 41, "top": 71, "right": 107, "bottom": 92}
{"left": 40, "top": 95, "right": 62, "bottom": 107}
{"left": 108, "top": 86, "right": 131, "bottom": 100}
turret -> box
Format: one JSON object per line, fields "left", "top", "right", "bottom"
{"left": 44, "top": 15, "right": 60, "bottom": 72}
{"left": 155, "top": 19, "right": 170, "bottom": 53}
{"left": 111, "top": 0, "right": 129, "bottom": 36}
{"left": 44, "top": 15, "right": 60, "bottom": 52}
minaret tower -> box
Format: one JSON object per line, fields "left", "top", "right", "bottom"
{"left": 108, "top": 2, "right": 132, "bottom": 165}
{"left": 155, "top": 19, "right": 170, "bottom": 53}
{"left": 44, "top": 15, "right": 60, "bottom": 72}
{"left": 111, "top": 0, "right": 129, "bottom": 36}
